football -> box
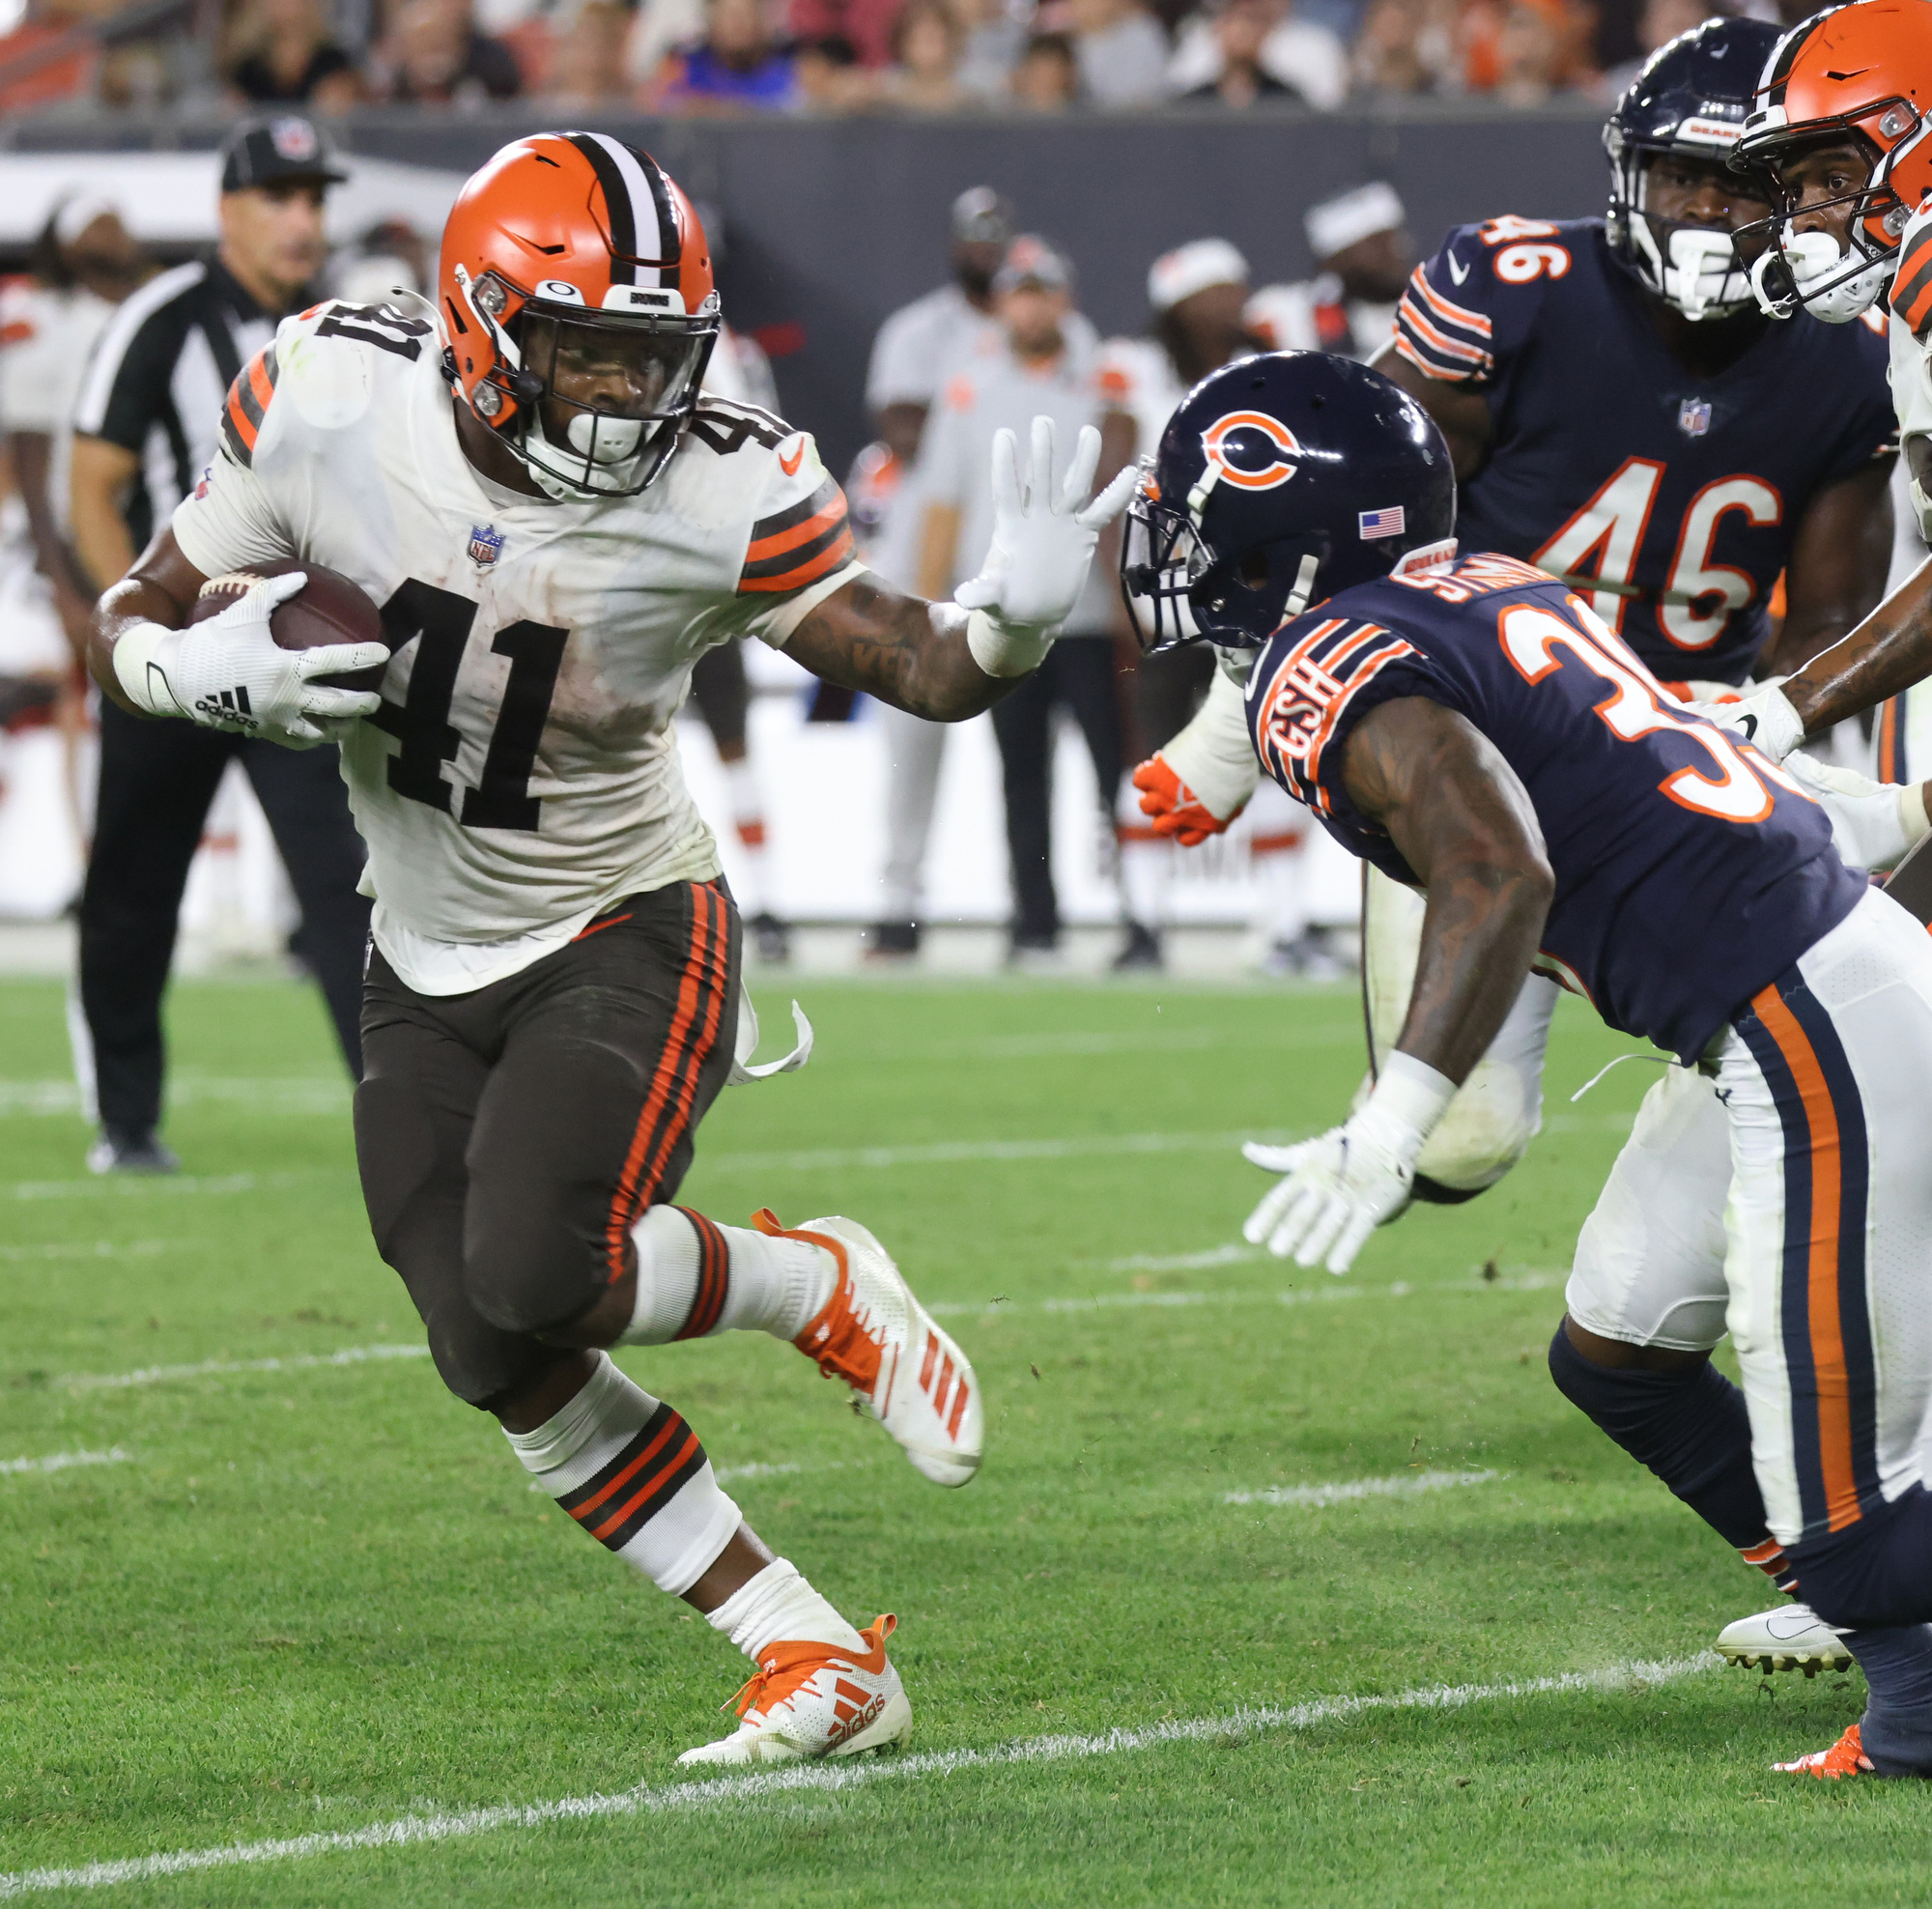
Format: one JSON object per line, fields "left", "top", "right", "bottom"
{"left": 188, "top": 558, "right": 391, "bottom": 695}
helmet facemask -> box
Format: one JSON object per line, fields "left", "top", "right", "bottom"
{"left": 458, "top": 266, "right": 719, "bottom": 499}
{"left": 1121, "top": 464, "right": 1327, "bottom": 654}
{"left": 1742, "top": 118, "right": 1919, "bottom": 323}
{"left": 1608, "top": 143, "right": 1771, "bottom": 321}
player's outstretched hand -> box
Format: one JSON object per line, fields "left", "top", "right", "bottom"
{"left": 1686, "top": 677, "right": 1804, "bottom": 762}
{"left": 955, "top": 417, "right": 1141, "bottom": 637}
{"left": 1131, "top": 663, "right": 1260, "bottom": 843}
{"left": 1240, "top": 1125, "right": 1413, "bottom": 1275}
{"left": 1239, "top": 1053, "right": 1456, "bottom": 1274}
{"left": 116, "top": 571, "right": 387, "bottom": 749}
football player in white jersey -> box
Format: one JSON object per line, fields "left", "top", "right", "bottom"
{"left": 83, "top": 132, "right": 1133, "bottom": 1767}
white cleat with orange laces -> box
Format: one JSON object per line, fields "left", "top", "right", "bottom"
{"left": 677, "top": 1614, "right": 913, "bottom": 1767}
{"left": 753, "top": 1208, "right": 983, "bottom": 1487}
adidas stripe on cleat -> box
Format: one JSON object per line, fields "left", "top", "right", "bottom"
{"left": 753, "top": 1208, "right": 983, "bottom": 1487}
{"left": 1715, "top": 1603, "right": 1852, "bottom": 1676}
{"left": 677, "top": 1614, "right": 912, "bottom": 1767}
{"left": 1774, "top": 1723, "right": 1876, "bottom": 1779}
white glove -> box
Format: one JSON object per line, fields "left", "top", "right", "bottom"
{"left": 113, "top": 571, "right": 387, "bottom": 749}
{"left": 1240, "top": 1051, "right": 1456, "bottom": 1274}
{"left": 1782, "top": 747, "right": 1932, "bottom": 872}
{"left": 956, "top": 416, "right": 1140, "bottom": 677}
{"left": 1685, "top": 676, "right": 1804, "bottom": 762}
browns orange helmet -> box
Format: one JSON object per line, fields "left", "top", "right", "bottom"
{"left": 440, "top": 131, "right": 720, "bottom": 499}
{"left": 1736, "top": 0, "right": 1932, "bottom": 321}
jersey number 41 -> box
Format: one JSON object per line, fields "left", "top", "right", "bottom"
{"left": 370, "top": 578, "right": 563, "bottom": 831}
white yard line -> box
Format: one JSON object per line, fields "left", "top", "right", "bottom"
{"left": 42, "top": 1272, "right": 1559, "bottom": 1390}
{"left": 0, "top": 1654, "right": 1715, "bottom": 1899}
{"left": 703, "top": 1130, "right": 1285, "bottom": 1175}
{"left": 9, "top": 1171, "right": 327, "bottom": 1203}
{"left": 0, "top": 1079, "right": 348, "bottom": 1119}
{"left": 926, "top": 1272, "right": 1558, "bottom": 1321}
{"left": 1225, "top": 1468, "right": 1499, "bottom": 1508}
{"left": 56, "top": 1344, "right": 431, "bottom": 1392}
{"left": 0, "top": 1240, "right": 174, "bottom": 1263}
{"left": 0, "top": 1447, "right": 130, "bottom": 1477}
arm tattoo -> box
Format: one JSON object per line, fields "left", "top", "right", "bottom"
{"left": 784, "top": 571, "right": 1014, "bottom": 721}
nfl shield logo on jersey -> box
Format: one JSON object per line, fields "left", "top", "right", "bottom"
{"left": 468, "top": 524, "right": 506, "bottom": 567}
{"left": 1677, "top": 398, "right": 1713, "bottom": 439}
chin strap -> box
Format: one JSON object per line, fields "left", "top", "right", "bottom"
{"left": 1282, "top": 552, "right": 1321, "bottom": 621}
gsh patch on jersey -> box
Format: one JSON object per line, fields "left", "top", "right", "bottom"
{"left": 1245, "top": 546, "right": 1865, "bottom": 1062}
{"left": 1394, "top": 217, "right": 1894, "bottom": 686}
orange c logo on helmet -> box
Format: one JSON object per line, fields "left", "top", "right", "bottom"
{"left": 1201, "top": 411, "right": 1302, "bottom": 491}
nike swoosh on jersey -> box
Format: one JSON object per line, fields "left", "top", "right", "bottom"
{"left": 1446, "top": 252, "right": 1469, "bottom": 285}
{"left": 779, "top": 437, "right": 805, "bottom": 476}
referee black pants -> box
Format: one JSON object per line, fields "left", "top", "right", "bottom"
{"left": 990, "top": 637, "right": 1124, "bottom": 945}
{"left": 79, "top": 699, "right": 371, "bottom": 1135}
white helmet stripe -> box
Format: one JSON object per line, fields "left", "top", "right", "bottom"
{"left": 582, "top": 132, "right": 676, "bottom": 291}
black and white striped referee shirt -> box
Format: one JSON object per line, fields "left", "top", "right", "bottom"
{"left": 70, "top": 256, "right": 285, "bottom": 551}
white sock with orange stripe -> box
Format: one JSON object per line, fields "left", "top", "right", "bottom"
{"left": 620, "top": 1205, "right": 836, "bottom": 1346}
{"left": 503, "top": 1353, "right": 742, "bottom": 1596}
{"left": 705, "top": 1556, "right": 864, "bottom": 1658}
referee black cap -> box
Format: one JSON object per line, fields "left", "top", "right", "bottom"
{"left": 219, "top": 114, "right": 348, "bottom": 193}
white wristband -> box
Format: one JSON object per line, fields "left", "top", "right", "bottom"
{"left": 111, "top": 619, "right": 179, "bottom": 717}
{"left": 1363, "top": 1049, "right": 1459, "bottom": 1159}
{"left": 963, "top": 607, "right": 1055, "bottom": 679}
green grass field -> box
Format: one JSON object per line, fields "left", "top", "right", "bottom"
{"left": 0, "top": 969, "right": 1922, "bottom": 1906}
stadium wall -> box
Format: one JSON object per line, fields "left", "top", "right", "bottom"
{"left": 10, "top": 106, "right": 1606, "bottom": 471}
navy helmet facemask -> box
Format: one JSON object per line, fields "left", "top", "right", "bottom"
{"left": 1603, "top": 14, "right": 1782, "bottom": 322}
{"left": 1121, "top": 351, "right": 1455, "bottom": 653}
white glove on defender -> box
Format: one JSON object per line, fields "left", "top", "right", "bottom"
{"left": 112, "top": 571, "right": 386, "bottom": 749}
{"left": 1241, "top": 1052, "right": 1457, "bottom": 1274}
{"left": 1782, "top": 748, "right": 1932, "bottom": 872}
{"left": 1153, "top": 662, "right": 1263, "bottom": 822}
{"left": 956, "top": 416, "right": 1140, "bottom": 677}
{"left": 1686, "top": 677, "right": 1804, "bottom": 762}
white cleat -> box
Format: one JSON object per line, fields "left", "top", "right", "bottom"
{"left": 1717, "top": 1603, "right": 1852, "bottom": 1676}
{"left": 678, "top": 1614, "right": 913, "bottom": 1767}
{"left": 753, "top": 1208, "right": 983, "bottom": 1487}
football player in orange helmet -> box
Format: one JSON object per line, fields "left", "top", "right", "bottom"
{"left": 440, "top": 134, "right": 721, "bottom": 499}
{"left": 1690, "top": 4, "right": 1932, "bottom": 764}
{"left": 1735, "top": 0, "right": 1932, "bottom": 323}
{"left": 83, "top": 128, "right": 1138, "bottom": 1765}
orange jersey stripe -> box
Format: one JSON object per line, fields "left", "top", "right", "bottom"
{"left": 745, "top": 498, "right": 847, "bottom": 565}
{"left": 737, "top": 527, "right": 856, "bottom": 595}
{"left": 226, "top": 385, "right": 261, "bottom": 453}
{"left": 1750, "top": 983, "right": 1861, "bottom": 1533}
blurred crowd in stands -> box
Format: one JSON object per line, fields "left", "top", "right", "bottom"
{"left": 0, "top": 0, "right": 1815, "bottom": 120}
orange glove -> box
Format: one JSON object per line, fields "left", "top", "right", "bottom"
{"left": 1132, "top": 753, "right": 1248, "bottom": 847}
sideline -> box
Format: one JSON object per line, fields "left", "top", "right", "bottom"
{"left": 0, "top": 1654, "right": 1715, "bottom": 1898}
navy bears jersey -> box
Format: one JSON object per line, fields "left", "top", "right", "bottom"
{"left": 1393, "top": 217, "right": 1894, "bottom": 687}
{"left": 1244, "top": 546, "right": 1865, "bottom": 1063}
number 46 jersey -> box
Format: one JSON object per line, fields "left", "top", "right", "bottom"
{"left": 1244, "top": 547, "right": 1866, "bottom": 1064}
{"left": 171, "top": 299, "right": 862, "bottom": 991}
{"left": 1394, "top": 217, "right": 1894, "bottom": 688}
